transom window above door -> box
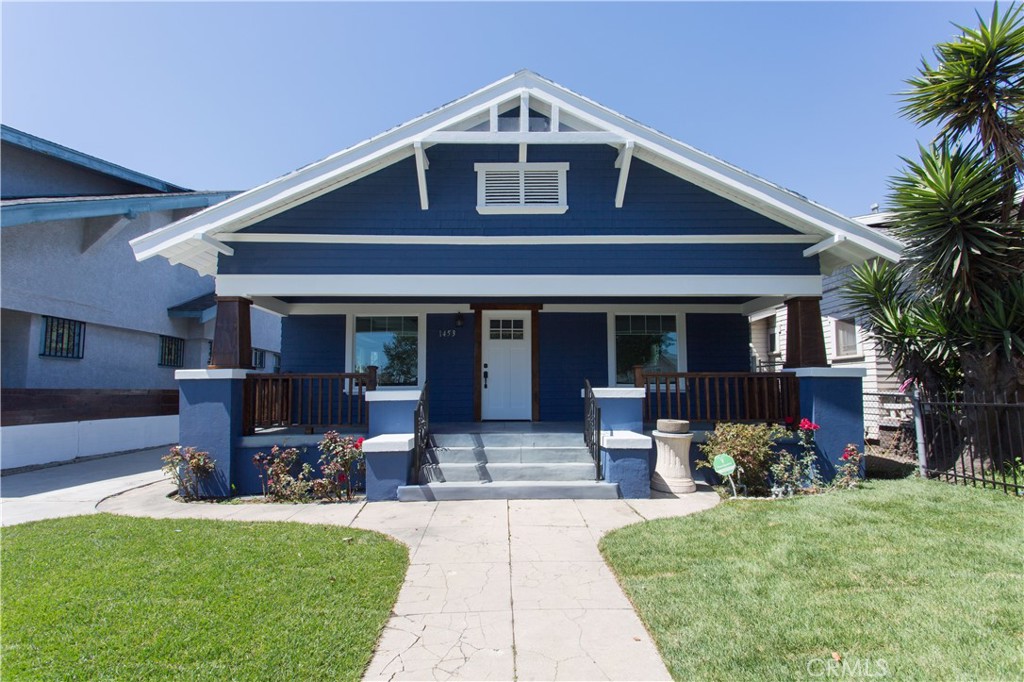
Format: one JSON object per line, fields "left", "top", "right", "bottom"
{"left": 489, "top": 318, "right": 524, "bottom": 340}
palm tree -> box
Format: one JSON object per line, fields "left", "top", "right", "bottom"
{"left": 846, "top": 4, "right": 1024, "bottom": 400}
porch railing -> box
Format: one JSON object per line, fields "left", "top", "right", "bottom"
{"left": 412, "top": 381, "right": 430, "bottom": 484}
{"left": 243, "top": 368, "right": 377, "bottom": 435}
{"left": 634, "top": 367, "right": 799, "bottom": 424}
{"left": 583, "top": 379, "right": 602, "bottom": 480}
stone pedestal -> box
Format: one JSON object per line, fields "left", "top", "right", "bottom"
{"left": 651, "top": 419, "right": 696, "bottom": 494}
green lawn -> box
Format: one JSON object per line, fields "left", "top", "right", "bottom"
{"left": 2, "top": 514, "right": 408, "bottom": 681}
{"left": 601, "top": 478, "right": 1023, "bottom": 681}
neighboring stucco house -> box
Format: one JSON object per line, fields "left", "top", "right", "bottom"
{"left": 131, "top": 71, "right": 903, "bottom": 500}
{"left": 0, "top": 125, "right": 281, "bottom": 469}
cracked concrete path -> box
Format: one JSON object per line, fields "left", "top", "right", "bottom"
{"left": 95, "top": 481, "right": 719, "bottom": 681}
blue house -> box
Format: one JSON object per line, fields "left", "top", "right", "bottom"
{"left": 131, "top": 71, "right": 902, "bottom": 500}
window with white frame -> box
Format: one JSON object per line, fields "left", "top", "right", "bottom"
{"left": 252, "top": 348, "right": 266, "bottom": 369}
{"left": 354, "top": 316, "right": 419, "bottom": 386}
{"left": 614, "top": 315, "right": 678, "bottom": 384}
{"left": 474, "top": 162, "right": 568, "bottom": 214}
{"left": 834, "top": 317, "right": 859, "bottom": 357}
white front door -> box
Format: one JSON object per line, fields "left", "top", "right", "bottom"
{"left": 481, "top": 311, "right": 532, "bottom": 420}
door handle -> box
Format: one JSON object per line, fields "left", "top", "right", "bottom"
{"left": 483, "top": 370, "right": 488, "bottom": 389}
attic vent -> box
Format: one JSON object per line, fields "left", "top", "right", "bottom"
{"left": 474, "top": 162, "right": 569, "bottom": 214}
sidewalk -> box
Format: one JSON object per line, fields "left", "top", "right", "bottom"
{"left": 99, "top": 481, "right": 720, "bottom": 681}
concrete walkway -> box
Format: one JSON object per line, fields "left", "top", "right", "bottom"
{"left": 97, "top": 480, "right": 719, "bottom": 681}
{"left": 1, "top": 446, "right": 167, "bottom": 526}
{"left": 6, "top": 454, "right": 720, "bottom": 681}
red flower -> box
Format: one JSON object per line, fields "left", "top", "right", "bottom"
{"left": 784, "top": 416, "right": 795, "bottom": 426}
{"left": 841, "top": 452, "right": 850, "bottom": 460}
{"left": 356, "top": 437, "right": 365, "bottom": 448}
{"left": 798, "top": 418, "right": 820, "bottom": 431}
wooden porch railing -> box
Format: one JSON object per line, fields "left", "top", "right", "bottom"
{"left": 243, "top": 367, "right": 377, "bottom": 435}
{"left": 634, "top": 367, "right": 799, "bottom": 424}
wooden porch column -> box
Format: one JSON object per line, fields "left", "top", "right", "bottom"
{"left": 208, "top": 296, "right": 253, "bottom": 369}
{"left": 783, "top": 297, "right": 829, "bottom": 369}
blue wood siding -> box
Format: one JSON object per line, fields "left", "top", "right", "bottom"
{"left": 685, "top": 313, "right": 750, "bottom": 371}
{"left": 225, "top": 144, "right": 819, "bottom": 278}
{"left": 426, "top": 313, "right": 475, "bottom": 423}
{"left": 219, "top": 242, "right": 816, "bottom": 276}
{"left": 242, "top": 144, "right": 799, "bottom": 238}
{"left": 539, "top": 313, "right": 608, "bottom": 421}
{"left": 280, "top": 315, "right": 346, "bottom": 372}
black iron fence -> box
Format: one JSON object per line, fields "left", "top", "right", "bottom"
{"left": 912, "top": 390, "right": 1023, "bottom": 496}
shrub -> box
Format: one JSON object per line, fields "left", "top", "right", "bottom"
{"left": 252, "top": 446, "right": 313, "bottom": 502}
{"left": 770, "top": 418, "right": 824, "bottom": 495}
{"left": 697, "top": 423, "right": 786, "bottom": 496}
{"left": 833, "top": 443, "right": 864, "bottom": 489}
{"left": 313, "top": 432, "right": 365, "bottom": 501}
{"left": 162, "top": 446, "right": 215, "bottom": 501}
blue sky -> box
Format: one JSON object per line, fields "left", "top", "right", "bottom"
{"left": 2, "top": 2, "right": 993, "bottom": 216}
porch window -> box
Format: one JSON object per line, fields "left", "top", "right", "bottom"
{"left": 615, "top": 315, "right": 678, "bottom": 384}
{"left": 354, "top": 316, "right": 419, "bottom": 386}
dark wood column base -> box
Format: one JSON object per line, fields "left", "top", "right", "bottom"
{"left": 783, "top": 296, "right": 829, "bottom": 369}
{"left": 208, "top": 296, "right": 254, "bottom": 369}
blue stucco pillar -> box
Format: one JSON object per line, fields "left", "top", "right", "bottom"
{"left": 366, "top": 389, "right": 422, "bottom": 438}
{"left": 591, "top": 388, "right": 645, "bottom": 432}
{"left": 363, "top": 434, "right": 414, "bottom": 501}
{"left": 176, "top": 369, "right": 248, "bottom": 498}
{"left": 790, "top": 368, "right": 865, "bottom": 480}
{"left": 601, "top": 432, "right": 653, "bottom": 498}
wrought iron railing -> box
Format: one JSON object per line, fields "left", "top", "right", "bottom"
{"left": 412, "top": 381, "right": 430, "bottom": 484}
{"left": 583, "top": 379, "right": 602, "bottom": 480}
{"left": 242, "top": 368, "right": 377, "bottom": 435}
{"left": 634, "top": 368, "right": 800, "bottom": 425}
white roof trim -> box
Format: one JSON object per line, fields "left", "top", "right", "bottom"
{"left": 131, "top": 70, "right": 903, "bottom": 272}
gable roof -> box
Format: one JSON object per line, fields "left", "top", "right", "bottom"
{"left": 1, "top": 125, "right": 189, "bottom": 195}
{"left": 131, "top": 70, "right": 903, "bottom": 276}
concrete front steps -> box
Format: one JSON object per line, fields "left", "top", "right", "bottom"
{"left": 396, "top": 431, "right": 619, "bottom": 501}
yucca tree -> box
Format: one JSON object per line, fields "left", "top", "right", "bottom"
{"left": 902, "top": 3, "right": 1024, "bottom": 220}
{"left": 846, "top": 4, "right": 1024, "bottom": 400}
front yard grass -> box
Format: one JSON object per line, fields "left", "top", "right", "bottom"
{"left": 1, "top": 514, "right": 408, "bottom": 681}
{"left": 601, "top": 478, "right": 1022, "bottom": 681}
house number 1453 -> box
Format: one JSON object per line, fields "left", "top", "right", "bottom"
{"left": 438, "top": 329, "right": 457, "bottom": 338}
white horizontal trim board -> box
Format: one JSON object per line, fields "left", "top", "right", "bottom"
{"left": 217, "top": 274, "right": 823, "bottom": 298}
{"left": 275, "top": 302, "right": 751, "bottom": 316}
{"left": 220, "top": 233, "right": 821, "bottom": 246}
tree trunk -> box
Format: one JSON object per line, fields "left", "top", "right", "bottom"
{"left": 958, "top": 348, "right": 1024, "bottom": 472}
